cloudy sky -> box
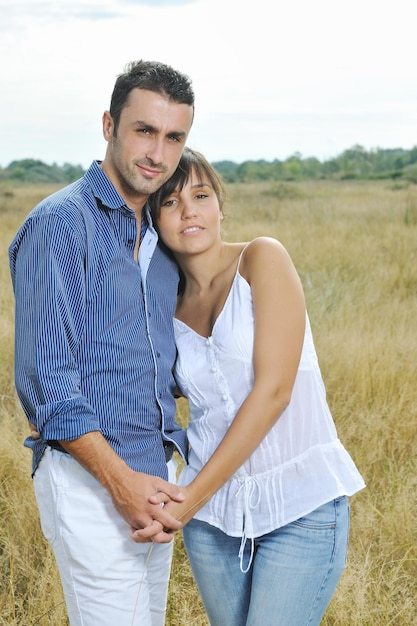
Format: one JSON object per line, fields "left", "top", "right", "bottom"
{"left": 1, "top": 0, "right": 416, "bottom": 168}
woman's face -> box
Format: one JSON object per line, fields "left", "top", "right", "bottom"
{"left": 156, "top": 168, "right": 222, "bottom": 257}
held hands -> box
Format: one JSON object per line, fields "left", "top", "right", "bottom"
{"left": 130, "top": 484, "right": 197, "bottom": 543}
{"left": 120, "top": 471, "right": 186, "bottom": 544}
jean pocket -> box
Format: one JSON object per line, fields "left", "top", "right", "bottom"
{"left": 292, "top": 497, "right": 346, "bottom": 531}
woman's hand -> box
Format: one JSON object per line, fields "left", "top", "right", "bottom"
{"left": 29, "top": 422, "right": 40, "bottom": 439}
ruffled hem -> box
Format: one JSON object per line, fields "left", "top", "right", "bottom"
{"left": 179, "top": 439, "right": 365, "bottom": 538}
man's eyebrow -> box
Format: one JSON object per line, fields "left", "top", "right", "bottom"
{"left": 168, "top": 130, "right": 187, "bottom": 140}
{"left": 134, "top": 120, "right": 156, "bottom": 131}
{"left": 133, "top": 121, "right": 187, "bottom": 139}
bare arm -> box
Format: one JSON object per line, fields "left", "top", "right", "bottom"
{"left": 135, "top": 237, "right": 305, "bottom": 541}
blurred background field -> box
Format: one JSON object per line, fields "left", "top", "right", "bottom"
{"left": 1, "top": 179, "right": 416, "bottom": 625}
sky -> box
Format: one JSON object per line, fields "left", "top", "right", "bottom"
{"left": 1, "top": 0, "right": 416, "bottom": 169}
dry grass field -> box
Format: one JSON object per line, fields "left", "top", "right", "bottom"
{"left": 1, "top": 180, "right": 416, "bottom": 625}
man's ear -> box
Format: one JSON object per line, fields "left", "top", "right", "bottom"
{"left": 102, "top": 111, "right": 114, "bottom": 142}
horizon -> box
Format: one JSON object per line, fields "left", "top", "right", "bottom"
{"left": 1, "top": 143, "right": 414, "bottom": 172}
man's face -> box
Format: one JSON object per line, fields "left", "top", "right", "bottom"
{"left": 102, "top": 88, "right": 194, "bottom": 212}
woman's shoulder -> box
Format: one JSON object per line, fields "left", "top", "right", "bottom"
{"left": 236, "top": 237, "right": 302, "bottom": 291}
{"left": 245, "top": 236, "right": 285, "bottom": 252}
{"left": 239, "top": 236, "right": 288, "bottom": 271}
{"left": 227, "top": 237, "right": 285, "bottom": 259}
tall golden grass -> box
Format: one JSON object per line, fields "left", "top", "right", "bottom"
{"left": 1, "top": 180, "right": 416, "bottom": 625}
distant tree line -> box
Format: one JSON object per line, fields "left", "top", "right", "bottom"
{"left": 1, "top": 145, "right": 417, "bottom": 185}
{"left": 0, "top": 159, "right": 85, "bottom": 184}
{"left": 213, "top": 145, "right": 417, "bottom": 184}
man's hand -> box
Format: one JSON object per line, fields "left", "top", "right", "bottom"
{"left": 110, "top": 468, "right": 185, "bottom": 543}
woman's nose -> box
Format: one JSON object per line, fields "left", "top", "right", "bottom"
{"left": 181, "top": 200, "right": 197, "bottom": 218}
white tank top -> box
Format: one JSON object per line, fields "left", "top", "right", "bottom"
{"left": 175, "top": 255, "right": 365, "bottom": 563}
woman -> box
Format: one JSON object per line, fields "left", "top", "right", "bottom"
{"left": 139, "top": 147, "right": 365, "bottom": 625}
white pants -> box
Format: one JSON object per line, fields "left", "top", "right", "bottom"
{"left": 34, "top": 448, "right": 176, "bottom": 626}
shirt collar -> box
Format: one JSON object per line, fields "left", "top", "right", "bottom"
{"left": 85, "top": 160, "right": 157, "bottom": 232}
{"left": 85, "top": 160, "right": 129, "bottom": 211}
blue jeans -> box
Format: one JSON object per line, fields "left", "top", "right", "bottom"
{"left": 182, "top": 496, "right": 350, "bottom": 626}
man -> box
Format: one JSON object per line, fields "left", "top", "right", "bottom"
{"left": 9, "top": 60, "right": 195, "bottom": 625}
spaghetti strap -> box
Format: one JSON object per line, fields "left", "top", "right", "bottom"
{"left": 236, "top": 242, "right": 251, "bottom": 275}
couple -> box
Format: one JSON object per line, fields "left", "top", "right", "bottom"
{"left": 9, "top": 60, "right": 365, "bottom": 625}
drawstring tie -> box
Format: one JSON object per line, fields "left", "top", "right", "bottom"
{"left": 236, "top": 477, "right": 261, "bottom": 573}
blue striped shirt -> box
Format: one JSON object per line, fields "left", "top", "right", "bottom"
{"left": 9, "top": 160, "right": 187, "bottom": 478}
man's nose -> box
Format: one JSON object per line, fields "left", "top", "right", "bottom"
{"left": 146, "top": 138, "right": 164, "bottom": 165}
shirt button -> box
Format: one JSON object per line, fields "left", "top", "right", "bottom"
{"left": 222, "top": 395, "right": 228, "bottom": 401}
{"left": 156, "top": 351, "right": 160, "bottom": 358}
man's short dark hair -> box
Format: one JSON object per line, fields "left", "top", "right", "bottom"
{"left": 110, "top": 60, "right": 195, "bottom": 133}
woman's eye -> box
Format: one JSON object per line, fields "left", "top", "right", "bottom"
{"left": 162, "top": 198, "right": 177, "bottom": 208}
